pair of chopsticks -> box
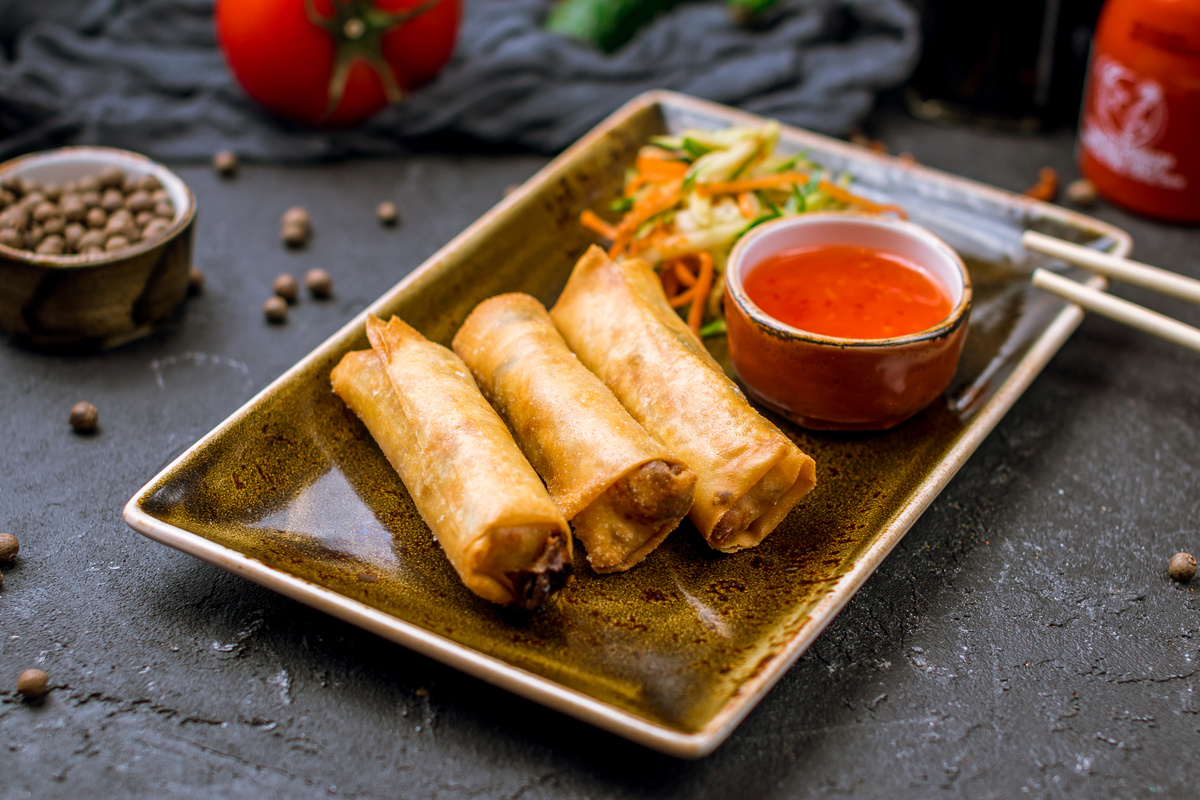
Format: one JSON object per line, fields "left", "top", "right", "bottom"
{"left": 1023, "top": 230, "right": 1200, "bottom": 354}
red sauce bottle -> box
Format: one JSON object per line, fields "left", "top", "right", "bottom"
{"left": 1078, "top": 0, "right": 1200, "bottom": 223}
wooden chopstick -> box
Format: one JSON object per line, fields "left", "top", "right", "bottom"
{"left": 1032, "top": 269, "right": 1200, "bottom": 354}
{"left": 1023, "top": 230, "right": 1200, "bottom": 305}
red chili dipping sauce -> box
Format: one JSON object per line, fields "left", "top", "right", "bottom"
{"left": 743, "top": 244, "right": 952, "bottom": 339}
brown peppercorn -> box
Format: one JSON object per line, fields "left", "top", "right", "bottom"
{"left": 213, "top": 150, "right": 239, "bottom": 177}
{"left": 61, "top": 194, "right": 87, "bottom": 222}
{"left": 64, "top": 222, "right": 86, "bottom": 251}
{"left": 1169, "top": 552, "right": 1197, "bottom": 582}
{"left": 1, "top": 174, "right": 22, "bottom": 193}
{"left": 42, "top": 183, "right": 62, "bottom": 202}
{"left": 105, "top": 235, "right": 130, "bottom": 252}
{"left": 100, "top": 188, "right": 125, "bottom": 213}
{"left": 80, "top": 189, "right": 101, "bottom": 209}
{"left": 36, "top": 235, "right": 64, "bottom": 255}
{"left": 122, "top": 175, "right": 139, "bottom": 195}
{"left": 69, "top": 401, "right": 98, "bottom": 433}
{"left": 86, "top": 207, "right": 107, "bottom": 229}
{"left": 19, "top": 178, "right": 41, "bottom": 196}
{"left": 376, "top": 201, "right": 400, "bottom": 226}
{"left": 78, "top": 174, "right": 100, "bottom": 193}
{"left": 125, "top": 190, "right": 154, "bottom": 214}
{"left": 135, "top": 210, "right": 155, "bottom": 227}
{"left": 188, "top": 266, "right": 205, "bottom": 295}
{"left": 20, "top": 191, "right": 46, "bottom": 209}
{"left": 80, "top": 245, "right": 104, "bottom": 256}
{"left": 62, "top": 180, "right": 78, "bottom": 195}
{"left": 0, "top": 227, "right": 23, "bottom": 249}
{"left": 24, "top": 225, "right": 44, "bottom": 249}
{"left": 273, "top": 273, "right": 299, "bottom": 303}
{"left": 42, "top": 216, "right": 65, "bottom": 236}
{"left": 136, "top": 173, "right": 162, "bottom": 192}
{"left": 0, "top": 532, "right": 17, "bottom": 564}
{"left": 282, "top": 206, "right": 311, "bottom": 230}
{"left": 151, "top": 188, "right": 170, "bottom": 205}
{"left": 305, "top": 268, "right": 333, "bottom": 298}
{"left": 32, "top": 201, "right": 60, "bottom": 223}
{"left": 142, "top": 218, "right": 171, "bottom": 241}
{"left": 78, "top": 230, "right": 106, "bottom": 251}
{"left": 281, "top": 221, "right": 309, "bottom": 248}
{"left": 96, "top": 166, "right": 125, "bottom": 189}
{"left": 0, "top": 205, "right": 28, "bottom": 229}
{"left": 154, "top": 201, "right": 175, "bottom": 219}
{"left": 105, "top": 211, "right": 134, "bottom": 238}
{"left": 1066, "top": 178, "right": 1098, "bottom": 208}
{"left": 0, "top": 189, "right": 14, "bottom": 207}
{"left": 264, "top": 295, "right": 288, "bottom": 323}
{"left": 17, "top": 669, "right": 49, "bottom": 700}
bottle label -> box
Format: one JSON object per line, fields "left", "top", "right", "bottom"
{"left": 1080, "top": 55, "right": 1186, "bottom": 190}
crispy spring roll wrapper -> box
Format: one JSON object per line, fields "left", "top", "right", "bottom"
{"left": 329, "top": 316, "right": 572, "bottom": 609}
{"left": 452, "top": 293, "right": 697, "bottom": 573}
{"left": 549, "top": 246, "right": 817, "bottom": 553}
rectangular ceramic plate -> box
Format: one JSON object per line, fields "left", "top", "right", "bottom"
{"left": 124, "top": 92, "right": 1132, "bottom": 759}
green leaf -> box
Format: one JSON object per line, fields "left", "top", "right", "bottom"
{"left": 783, "top": 182, "right": 805, "bottom": 215}
{"left": 609, "top": 196, "right": 634, "bottom": 212}
{"left": 735, "top": 208, "right": 782, "bottom": 238}
{"left": 699, "top": 318, "right": 728, "bottom": 338}
{"left": 681, "top": 137, "right": 714, "bottom": 160}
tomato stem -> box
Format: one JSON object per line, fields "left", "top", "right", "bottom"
{"left": 303, "top": 0, "right": 444, "bottom": 119}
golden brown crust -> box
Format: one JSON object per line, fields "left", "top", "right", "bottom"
{"left": 453, "top": 293, "right": 696, "bottom": 572}
{"left": 330, "top": 317, "right": 572, "bottom": 607}
{"left": 550, "top": 246, "right": 817, "bottom": 552}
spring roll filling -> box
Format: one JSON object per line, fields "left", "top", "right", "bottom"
{"left": 709, "top": 460, "right": 794, "bottom": 547}
{"left": 610, "top": 459, "right": 695, "bottom": 524}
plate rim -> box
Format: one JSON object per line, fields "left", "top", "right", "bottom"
{"left": 123, "top": 89, "right": 1132, "bottom": 759}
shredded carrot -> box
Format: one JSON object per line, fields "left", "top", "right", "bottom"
{"left": 627, "top": 223, "right": 670, "bottom": 259}
{"left": 687, "top": 252, "right": 714, "bottom": 334}
{"left": 580, "top": 209, "right": 617, "bottom": 240}
{"left": 608, "top": 182, "right": 682, "bottom": 258}
{"left": 660, "top": 265, "right": 680, "bottom": 298}
{"left": 817, "top": 181, "right": 908, "bottom": 219}
{"left": 696, "top": 172, "right": 812, "bottom": 196}
{"left": 695, "top": 171, "right": 907, "bottom": 219}
{"left": 669, "top": 287, "right": 695, "bottom": 309}
{"left": 737, "top": 192, "right": 758, "bottom": 218}
{"left": 1024, "top": 166, "right": 1059, "bottom": 202}
{"left": 672, "top": 258, "right": 696, "bottom": 287}
{"left": 635, "top": 155, "right": 689, "bottom": 180}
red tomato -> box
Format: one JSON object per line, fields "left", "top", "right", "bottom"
{"left": 216, "top": 0, "right": 461, "bottom": 128}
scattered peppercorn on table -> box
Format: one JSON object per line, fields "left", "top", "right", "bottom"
{"left": 1, "top": 105, "right": 1198, "bottom": 797}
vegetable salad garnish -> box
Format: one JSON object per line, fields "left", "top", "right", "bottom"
{"left": 579, "top": 122, "right": 907, "bottom": 336}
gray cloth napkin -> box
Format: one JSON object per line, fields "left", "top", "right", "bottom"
{"left": 0, "top": 0, "right": 919, "bottom": 161}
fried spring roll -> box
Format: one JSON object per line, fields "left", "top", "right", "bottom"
{"left": 329, "top": 316, "right": 572, "bottom": 609}
{"left": 452, "top": 294, "right": 697, "bottom": 572}
{"left": 549, "top": 246, "right": 817, "bottom": 553}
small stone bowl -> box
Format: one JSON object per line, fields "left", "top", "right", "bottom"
{"left": 723, "top": 213, "right": 972, "bottom": 431}
{"left": 0, "top": 146, "right": 196, "bottom": 351}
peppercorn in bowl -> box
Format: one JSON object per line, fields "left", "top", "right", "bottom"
{"left": 0, "top": 146, "right": 196, "bottom": 351}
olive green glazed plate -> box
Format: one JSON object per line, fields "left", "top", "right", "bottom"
{"left": 124, "top": 91, "right": 1132, "bottom": 759}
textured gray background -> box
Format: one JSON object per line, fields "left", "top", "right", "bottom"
{"left": 2, "top": 104, "right": 1198, "bottom": 798}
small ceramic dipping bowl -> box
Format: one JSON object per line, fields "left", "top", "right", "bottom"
{"left": 0, "top": 146, "right": 196, "bottom": 351}
{"left": 724, "top": 213, "right": 971, "bottom": 431}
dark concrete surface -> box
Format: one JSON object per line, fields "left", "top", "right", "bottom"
{"left": 2, "top": 106, "right": 1198, "bottom": 799}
